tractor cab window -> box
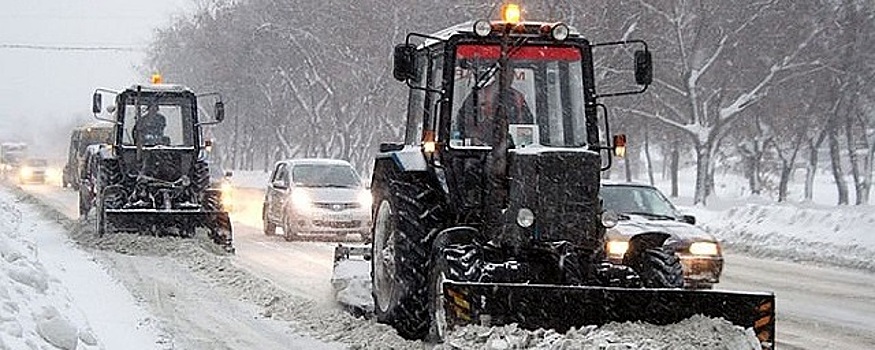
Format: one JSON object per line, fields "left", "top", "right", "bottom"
{"left": 404, "top": 47, "right": 443, "bottom": 146}
{"left": 121, "top": 98, "right": 194, "bottom": 147}
{"left": 451, "top": 44, "right": 587, "bottom": 148}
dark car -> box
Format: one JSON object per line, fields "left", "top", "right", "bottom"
{"left": 601, "top": 182, "right": 723, "bottom": 289}
{"left": 262, "top": 158, "right": 372, "bottom": 242}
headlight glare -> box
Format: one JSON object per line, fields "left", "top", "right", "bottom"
{"left": 607, "top": 241, "right": 629, "bottom": 256}
{"left": 358, "top": 190, "right": 373, "bottom": 208}
{"left": 689, "top": 242, "right": 719, "bottom": 256}
{"left": 291, "top": 189, "right": 311, "bottom": 210}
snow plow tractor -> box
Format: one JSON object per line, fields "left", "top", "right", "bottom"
{"left": 79, "top": 77, "right": 233, "bottom": 252}
{"left": 358, "top": 4, "right": 776, "bottom": 347}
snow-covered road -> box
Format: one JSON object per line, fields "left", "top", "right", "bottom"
{"left": 15, "top": 182, "right": 875, "bottom": 349}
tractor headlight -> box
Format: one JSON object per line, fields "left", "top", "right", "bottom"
{"left": 473, "top": 20, "right": 492, "bottom": 37}
{"left": 601, "top": 210, "right": 619, "bottom": 228}
{"left": 516, "top": 208, "right": 535, "bottom": 227}
{"left": 689, "top": 242, "right": 719, "bottom": 256}
{"left": 551, "top": 23, "right": 570, "bottom": 41}
{"left": 606, "top": 240, "right": 629, "bottom": 256}
{"left": 291, "top": 189, "right": 311, "bottom": 211}
{"left": 358, "top": 190, "right": 373, "bottom": 209}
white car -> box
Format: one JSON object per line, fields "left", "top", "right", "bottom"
{"left": 262, "top": 158, "right": 372, "bottom": 242}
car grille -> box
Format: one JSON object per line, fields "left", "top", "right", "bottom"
{"left": 314, "top": 220, "right": 361, "bottom": 228}
{"left": 313, "top": 202, "right": 360, "bottom": 211}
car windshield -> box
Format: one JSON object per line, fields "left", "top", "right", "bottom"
{"left": 292, "top": 164, "right": 361, "bottom": 188}
{"left": 26, "top": 159, "right": 47, "bottom": 167}
{"left": 601, "top": 185, "right": 678, "bottom": 218}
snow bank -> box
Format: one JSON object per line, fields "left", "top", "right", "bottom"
{"left": 692, "top": 203, "right": 875, "bottom": 272}
{"left": 0, "top": 196, "right": 101, "bottom": 350}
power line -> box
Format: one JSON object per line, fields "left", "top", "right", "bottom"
{"left": 0, "top": 44, "right": 143, "bottom": 52}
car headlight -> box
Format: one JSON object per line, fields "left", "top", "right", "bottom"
{"left": 358, "top": 190, "right": 373, "bottom": 209}
{"left": 291, "top": 189, "right": 311, "bottom": 211}
{"left": 606, "top": 240, "right": 629, "bottom": 256}
{"left": 689, "top": 242, "right": 719, "bottom": 256}
{"left": 20, "top": 167, "right": 33, "bottom": 178}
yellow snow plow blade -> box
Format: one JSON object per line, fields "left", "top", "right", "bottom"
{"left": 442, "top": 281, "right": 775, "bottom": 348}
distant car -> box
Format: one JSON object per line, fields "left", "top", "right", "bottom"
{"left": 19, "top": 158, "right": 48, "bottom": 184}
{"left": 262, "top": 158, "right": 372, "bottom": 242}
{"left": 601, "top": 182, "right": 723, "bottom": 289}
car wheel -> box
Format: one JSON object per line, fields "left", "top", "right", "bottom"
{"left": 282, "top": 215, "right": 298, "bottom": 241}
{"left": 262, "top": 204, "right": 276, "bottom": 235}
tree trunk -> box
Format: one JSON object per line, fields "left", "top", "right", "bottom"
{"left": 844, "top": 113, "right": 864, "bottom": 204}
{"left": 670, "top": 144, "right": 679, "bottom": 198}
{"left": 624, "top": 154, "right": 633, "bottom": 182}
{"left": 828, "top": 124, "right": 849, "bottom": 205}
{"left": 694, "top": 143, "right": 711, "bottom": 205}
{"left": 778, "top": 163, "right": 792, "bottom": 202}
{"left": 804, "top": 137, "right": 818, "bottom": 201}
{"left": 644, "top": 126, "right": 655, "bottom": 186}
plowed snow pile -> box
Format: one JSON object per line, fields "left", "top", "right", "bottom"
{"left": 439, "top": 315, "right": 760, "bottom": 349}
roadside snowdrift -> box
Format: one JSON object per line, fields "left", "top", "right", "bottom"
{"left": 694, "top": 203, "right": 875, "bottom": 272}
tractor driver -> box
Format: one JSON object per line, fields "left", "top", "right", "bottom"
{"left": 457, "top": 70, "right": 534, "bottom": 146}
{"left": 135, "top": 103, "right": 170, "bottom": 146}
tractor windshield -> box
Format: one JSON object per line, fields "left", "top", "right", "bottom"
{"left": 451, "top": 44, "right": 587, "bottom": 148}
{"left": 121, "top": 95, "right": 195, "bottom": 147}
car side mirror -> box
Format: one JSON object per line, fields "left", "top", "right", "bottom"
{"left": 634, "top": 50, "right": 652, "bottom": 85}
{"left": 680, "top": 214, "right": 696, "bottom": 225}
{"left": 215, "top": 101, "right": 225, "bottom": 122}
{"left": 272, "top": 179, "right": 287, "bottom": 189}
{"left": 225, "top": 171, "right": 233, "bottom": 178}
{"left": 393, "top": 44, "right": 416, "bottom": 82}
{"left": 92, "top": 93, "right": 102, "bottom": 114}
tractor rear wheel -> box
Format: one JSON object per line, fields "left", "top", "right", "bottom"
{"left": 372, "top": 168, "right": 443, "bottom": 340}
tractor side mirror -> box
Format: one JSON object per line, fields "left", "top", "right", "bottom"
{"left": 214, "top": 101, "right": 225, "bottom": 122}
{"left": 393, "top": 44, "right": 417, "bottom": 82}
{"left": 92, "top": 93, "right": 102, "bottom": 114}
{"left": 634, "top": 50, "right": 652, "bottom": 85}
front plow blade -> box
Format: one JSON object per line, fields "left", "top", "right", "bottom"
{"left": 443, "top": 281, "right": 775, "bottom": 347}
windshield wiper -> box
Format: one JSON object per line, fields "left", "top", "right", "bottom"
{"left": 623, "top": 212, "right": 676, "bottom": 220}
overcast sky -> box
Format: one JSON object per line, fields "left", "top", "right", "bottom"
{"left": 0, "top": 0, "right": 193, "bottom": 157}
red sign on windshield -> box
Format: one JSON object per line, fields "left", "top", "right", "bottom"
{"left": 457, "top": 44, "right": 582, "bottom": 61}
